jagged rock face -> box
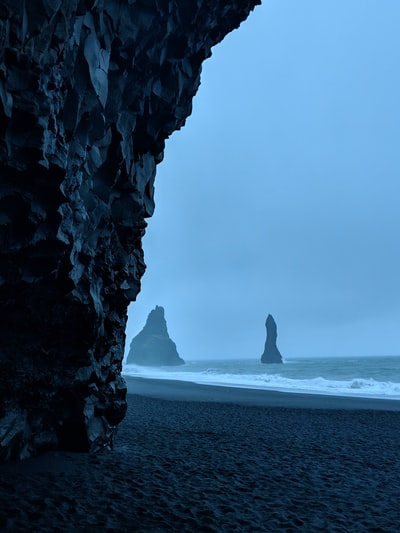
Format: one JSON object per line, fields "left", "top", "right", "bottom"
{"left": 127, "top": 305, "right": 184, "bottom": 366}
{"left": 0, "top": 0, "right": 260, "bottom": 461}
{"left": 261, "top": 314, "right": 283, "bottom": 364}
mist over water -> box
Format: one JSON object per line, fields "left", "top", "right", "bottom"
{"left": 126, "top": 0, "right": 400, "bottom": 360}
{"left": 123, "top": 356, "right": 400, "bottom": 400}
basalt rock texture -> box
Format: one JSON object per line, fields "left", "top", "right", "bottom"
{"left": 261, "top": 314, "right": 283, "bottom": 364}
{"left": 127, "top": 305, "right": 184, "bottom": 366}
{"left": 0, "top": 0, "right": 259, "bottom": 461}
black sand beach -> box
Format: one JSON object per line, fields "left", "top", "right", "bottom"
{"left": 1, "top": 378, "right": 399, "bottom": 531}
{"left": 125, "top": 376, "right": 400, "bottom": 411}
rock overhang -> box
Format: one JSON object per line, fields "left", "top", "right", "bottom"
{"left": 0, "top": 0, "right": 260, "bottom": 461}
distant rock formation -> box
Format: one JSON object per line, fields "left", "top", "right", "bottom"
{"left": 127, "top": 306, "right": 184, "bottom": 366}
{"left": 261, "top": 314, "right": 283, "bottom": 364}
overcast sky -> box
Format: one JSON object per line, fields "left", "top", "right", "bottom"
{"left": 125, "top": 0, "right": 400, "bottom": 360}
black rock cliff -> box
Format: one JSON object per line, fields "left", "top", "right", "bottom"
{"left": 0, "top": 0, "right": 259, "bottom": 461}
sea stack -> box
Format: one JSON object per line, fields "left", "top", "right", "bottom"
{"left": 127, "top": 306, "right": 184, "bottom": 366}
{"left": 261, "top": 314, "right": 283, "bottom": 364}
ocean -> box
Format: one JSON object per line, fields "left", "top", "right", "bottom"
{"left": 123, "top": 355, "right": 400, "bottom": 400}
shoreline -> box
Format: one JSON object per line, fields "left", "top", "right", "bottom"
{"left": 124, "top": 375, "right": 400, "bottom": 410}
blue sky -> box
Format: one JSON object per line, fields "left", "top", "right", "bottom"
{"left": 125, "top": 0, "right": 400, "bottom": 360}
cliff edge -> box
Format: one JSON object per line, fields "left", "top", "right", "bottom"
{"left": 0, "top": 0, "right": 260, "bottom": 461}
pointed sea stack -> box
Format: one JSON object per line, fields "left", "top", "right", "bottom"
{"left": 127, "top": 306, "right": 184, "bottom": 366}
{"left": 261, "top": 314, "right": 283, "bottom": 364}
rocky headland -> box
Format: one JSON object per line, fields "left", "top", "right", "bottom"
{"left": 0, "top": 0, "right": 259, "bottom": 461}
{"left": 126, "top": 306, "right": 184, "bottom": 366}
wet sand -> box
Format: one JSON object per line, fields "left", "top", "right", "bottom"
{"left": 0, "top": 378, "right": 399, "bottom": 531}
{"left": 125, "top": 375, "right": 400, "bottom": 410}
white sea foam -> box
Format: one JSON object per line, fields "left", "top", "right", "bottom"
{"left": 123, "top": 356, "right": 400, "bottom": 400}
